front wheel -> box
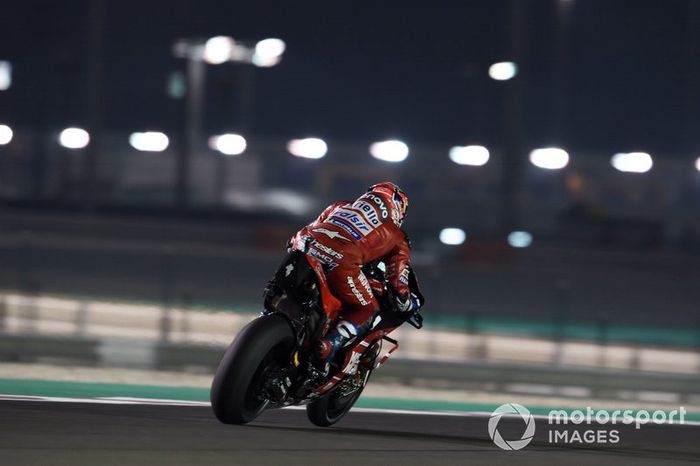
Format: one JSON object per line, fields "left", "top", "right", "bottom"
{"left": 306, "top": 371, "right": 370, "bottom": 427}
{"left": 210, "top": 314, "right": 295, "bottom": 424}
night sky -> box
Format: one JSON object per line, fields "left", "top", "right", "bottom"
{"left": 0, "top": 0, "right": 698, "bottom": 156}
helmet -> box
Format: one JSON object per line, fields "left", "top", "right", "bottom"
{"left": 367, "top": 182, "right": 408, "bottom": 226}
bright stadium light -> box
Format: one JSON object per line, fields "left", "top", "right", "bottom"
{"left": 58, "top": 127, "right": 90, "bottom": 149}
{"left": 611, "top": 152, "right": 653, "bottom": 173}
{"left": 203, "top": 36, "right": 235, "bottom": 65}
{"left": 209, "top": 133, "right": 247, "bottom": 156}
{"left": 489, "top": 61, "right": 517, "bottom": 81}
{"left": 252, "top": 38, "right": 286, "bottom": 67}
{"left": 129, "top": 132, "right": 169, "bottom": 152}
{"left": 287, "top": 137, "right": 328, "bottom": 159}
{"left": 0, "top": 61, "right": 11, "bottom": 90}
{"left": 529, "top": 147, "right": 570, "bottom": 170}
{"left": 696, "top": 157, "right": 700, "bottom": 173}
{"left": 0, "top": 124, "right": 12, "bottom": 145}
{"left": 449, "top": 145, "right": 490, "bottom": 166}
{"left": 370, "top": 139, "right": 409, "bottom": 162}
{"left": 508, "top": 231, "right": 533, "bottom": 248}
{"left": 439, "top": 227, "right": 466, "bottom": 246}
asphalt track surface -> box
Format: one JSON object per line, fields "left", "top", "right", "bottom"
{"left": 1, "top": 401, "right": 699, "bottom": 465}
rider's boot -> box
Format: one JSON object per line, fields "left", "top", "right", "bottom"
{"left": 313, "top": 320, "right": 358, "bottom": 375}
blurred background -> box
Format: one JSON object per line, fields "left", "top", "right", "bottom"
{"left": 0, "top": 0, "right": 699, "bottom": 409}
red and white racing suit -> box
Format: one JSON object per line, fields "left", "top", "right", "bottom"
{"left": 290, "top": 191, "right": 411, "bottom": 330}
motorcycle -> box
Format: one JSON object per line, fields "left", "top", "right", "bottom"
{"left": 210, "top": 249, "right": 424, "bottom": 426}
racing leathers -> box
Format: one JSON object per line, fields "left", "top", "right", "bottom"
{"left": 290, "top": 190, "right": 412, "bottom": 365}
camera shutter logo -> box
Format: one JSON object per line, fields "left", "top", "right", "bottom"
{"left": 488, "top": 403, "right": 536, "bottom": 450}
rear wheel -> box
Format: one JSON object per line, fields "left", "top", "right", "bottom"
{"left": 210, "top": 314, "right": 295, "bottom": 424}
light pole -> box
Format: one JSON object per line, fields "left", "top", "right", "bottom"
{"left": 172, "top": 36, "right": 285, "bottom": 208}
{"left": 84, "top": 0, "right": 104, "bottom": 211}
{"left": 551, "top": 0, "right": 574, "bottom": 144}
{"left": 498, "top": 0, "right": 527, "bottom": 235}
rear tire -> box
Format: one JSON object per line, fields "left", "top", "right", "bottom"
{"left": 210, "top": 314, "right": 295, "bottom": 424}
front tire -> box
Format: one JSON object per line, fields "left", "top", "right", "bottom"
{"left": 210, "top": 314, "right": 294, "bottom": 424}
{"left": 306, "top": 371, "right": 369, "bottom": 427}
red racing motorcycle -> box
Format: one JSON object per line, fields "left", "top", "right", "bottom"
{"left": 210, "top": 249, "right": 424, "bottom": 426}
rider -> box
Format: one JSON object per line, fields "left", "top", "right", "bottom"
{"left": 290, "top": 182, "right": 418, "bottom": 370}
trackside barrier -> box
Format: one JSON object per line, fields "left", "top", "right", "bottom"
{"left": 1, "top": 289, "right": 700, "bottom": 402}
{"left": 2, "top": 289, "right": 700, "bottom": 373}
{"left": 1, "top": 333, "right": 698, "bottom": 403}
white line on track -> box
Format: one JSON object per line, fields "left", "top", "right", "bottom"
{"left": 0, "top": 394, "right": 497, "bottom": 416}
{"left": 0, "top": 394, "right": 209, "bottom": 406}
{"left": 1, "top": 394, "right": 699, "bottom": 427}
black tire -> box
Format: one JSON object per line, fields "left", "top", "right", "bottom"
{"left": 306, "top": 371, "right": 369, "bottom": 427}
{"left": 210, "top": 314, "right": 295, "bottom": 425}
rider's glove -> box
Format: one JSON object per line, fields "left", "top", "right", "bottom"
{"left": 395, "top": 292, "right": 421, "bottom": 313}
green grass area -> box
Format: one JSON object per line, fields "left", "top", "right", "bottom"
{"left": 1, "top": 378, "right": 698, "bottom": 422}
{"left": 0, "top": 378, "right": 210, "bottom": 401}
